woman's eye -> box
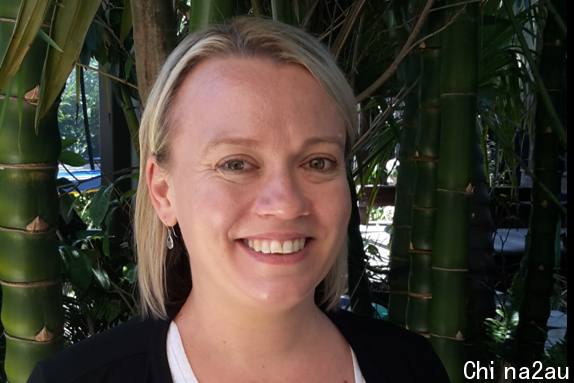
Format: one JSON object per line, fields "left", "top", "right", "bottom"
{"left": 309, "top": 158, "right": 326, "bottom": 170}
{"left": 307, "top": 157, "right": 336, "bottom": 171}
{"left": 218, "top": 158, "right": 255, "bottom": 174}
{"left": 226, "top": 160, "right": 245, "bottom": 171}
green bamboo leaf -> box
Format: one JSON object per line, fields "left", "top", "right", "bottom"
{"left": 0, "top": 0, "right": 52, "bottom": 92}
{"left": 35, "top": 0, "right": 103, "bottom": 130}
{"left": 37, "top": 29, "right": 64, "bottom": 52}
{"left": 59, "top": 151, "right": 87, "bottom": 166}
{"left": 17, "top": 69, "right": 23, "bottom": 130}
{"left": 61, "top": 138, "right": 78, "bottom": 150}
{"left": 120, "top": 0, "right": 133, "bottom": 44}
{"left": 0, "top": 79, "right": 14, "bottom": 135}
{"left": 89, "top": 184, "right": 114, "bottom": 227}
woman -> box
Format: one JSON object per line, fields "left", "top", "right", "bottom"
{"left": 29, "top": 17, "right": 450, "bottom": 383}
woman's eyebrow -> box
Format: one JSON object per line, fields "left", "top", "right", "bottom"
{"left": 302, "top": 136, "right": 345, "bottom": 151}
{"left": 201, "top": 135, "right": 345, "bottom": 156}
{"left": 201, "top": 137, "right": 259, "bottom": 156}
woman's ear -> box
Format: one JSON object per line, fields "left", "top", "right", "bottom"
{"left": 146, "top": 156, "right": 177, "bottom": 226}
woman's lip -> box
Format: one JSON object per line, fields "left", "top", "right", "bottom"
{"left": 238, "top": 239, "right": 311, "bottom": 265}
{"left": 237, "top": 231, "right": 311, "bottom": 242}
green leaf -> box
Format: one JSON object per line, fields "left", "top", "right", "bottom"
{"left": 37, "top": 29, "right": 64, "bottom": 52}
{"left": 103, "top": 229, "right": 110, "bottom": 257}
{"left": 122, "top": 263, "right": 137, "bottom": 284}
{"left": 119, "top": 0, "right": 133, "bottom": 44}
{"left": 0, "top": 79, "right": 13, "bottom": 135}
{"left": 59, "top": 193, "right": 77, "bottom": 224}
{"left": 123, "top": 189, "right": 137, "bottom": 199}
{"left": 59, "top": 151, "right": 87, "bottom": 166}
{"left": 0, "top": 0, "right": 52, "bottom": 92}
{"left": 35, "top": 0, "right": 103, "bottom": 129}
{"left": 89, "top": 184, "right": 114, "bottom": 227}
{"left": 92, "top": 267, "right": 110, "bottom": 291}
{"left": 61, "top": 138, "right": 78, "bottom": 150}
{"left": 17, "top": 69, "right": 23, "bottom": 131}
{"left": 60, "top": 246, "right": 93, "bottom": 292}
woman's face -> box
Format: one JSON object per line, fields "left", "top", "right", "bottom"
{"left": 153, "top": 57, "right": 351, "bottom": 311}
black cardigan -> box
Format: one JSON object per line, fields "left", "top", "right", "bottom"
{"left": 28, "top": 307, "right": 450, "bottom": 383}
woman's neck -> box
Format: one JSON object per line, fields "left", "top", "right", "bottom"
{"left": 173, "top": 285, "right": 329, "bottom": 365}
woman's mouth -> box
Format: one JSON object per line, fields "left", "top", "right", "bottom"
{"left": 242, "top": 238, "right": 307, "bottom": 254}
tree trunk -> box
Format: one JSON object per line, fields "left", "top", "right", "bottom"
{"left": 429, "top": 0, "right": 479, "bottom": 381}
{"left": 0, "top": 2, "right": 63, "bottom": 382}
{"left": 131, "top": 0, "right": 178, "bottom": 107}
{"left": 514, "top": 0, "right": 567, "bottom": 365}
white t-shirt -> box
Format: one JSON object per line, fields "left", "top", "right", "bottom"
{"left": 167, "top": 321, "right": 366, "bottom": 383}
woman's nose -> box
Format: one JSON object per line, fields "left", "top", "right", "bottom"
{"left": 252, "top": 168, "right": 310, "bottom": 220}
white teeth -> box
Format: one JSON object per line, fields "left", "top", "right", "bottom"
{"left": 293, "top": 240, "right": 300, "bottom": 252}
{"left": 282, "top": 241, "right": 293, "bottom": 254}
{"left": 270, "top": 240, "right": 282, "bottom": 254}
{"left": 261, "top": 241, "right": 271, "bottom": 254}
{"left": 244, "top": 238, "right": 307, "bottom": 254}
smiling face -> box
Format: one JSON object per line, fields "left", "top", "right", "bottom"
{"left": 150, "top": 57, "right": 351, "bottom": 312}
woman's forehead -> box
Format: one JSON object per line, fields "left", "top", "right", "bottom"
{"left": 170, "top": 57, "right": 346, "bottom": 143}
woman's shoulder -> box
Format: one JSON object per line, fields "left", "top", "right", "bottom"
{"left": 327, "top": 309, "right": 451, "bottom": 383}
{"left": 27, "top": 314, "right": 171, "bottom": 383}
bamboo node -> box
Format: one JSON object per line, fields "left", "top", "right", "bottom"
{"left": 430, "top": 333, "right": 466, "bottom": 341}
{"left": 419, "top": 41, "right": 427, "bottom": 49}
{"left": 27, "top": 216, "right": 50, "bottom": 232}
{"left": 35, "top": 327, "right": 55, "bottom": 342}
{"left": 408, "top": 292, "right": 433, "bottom": 299}
{"left": 24, "top": 86, "right": 40, "bottom": 104}
{"left": 466, "top": 183, "right": 475, "bottom": 193}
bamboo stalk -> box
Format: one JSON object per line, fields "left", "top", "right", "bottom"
{"left": 429, "top": 0, "right": 479, "bottom": 380}
{"left": 271, "top": 0, "right": 285, "bottom": 22}
{"left": 544, "top": 0, "right": 567, "bottom": 39}
{"left": 0, "top": 2, "right": 64, "bottom": 379}
{"left": 251, "top": 0, "right": 264, "bottom": 16}
{"left": 386, "top": 2, "right": 420, "bottom": 328}
{"left": 407, "top": 0, "right": 444, "bottom": 336}
{"left": 502, "top": 0, "right": 567, "bottom": 149}
{"left": 514, "top": 0, "right": 567, "bottom": 366}
{"left": 356, "top": 0, "right": 436, "bottom": 103}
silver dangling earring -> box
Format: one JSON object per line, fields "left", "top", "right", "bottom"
{"left": 166, "top": 223, "right": 177, "bottom": 250}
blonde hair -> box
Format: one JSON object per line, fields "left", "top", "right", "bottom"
{"left": 135, "top": 16, "right": 358, "bottom": 319}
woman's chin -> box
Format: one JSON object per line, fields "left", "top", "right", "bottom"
{"left": 233, "top": 277, "right": 319, "bottom": 312}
